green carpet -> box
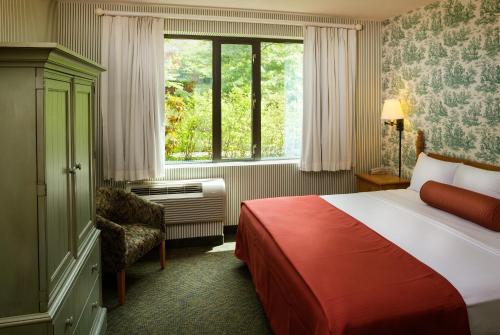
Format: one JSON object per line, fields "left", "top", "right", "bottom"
{"left": 103, "top": 235, "right": 272, "bottom": 335}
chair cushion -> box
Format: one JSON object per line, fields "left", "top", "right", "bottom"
{"left": 96, "top": 187, "right": 117, "bottom": 220}
{"left": 123, "top": 224, "right": 163, "bottom": 266}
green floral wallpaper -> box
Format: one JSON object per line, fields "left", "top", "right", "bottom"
{"left": 381, "top": 0, "right": 499, "bottom": 177}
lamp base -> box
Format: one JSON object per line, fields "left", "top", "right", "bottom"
{"left": 396, "top": 118, "right": 404, "bottom": 132}
{"left": 383, "top": 119, "right": 404, "bottom": 177}
{"left": 398, "top": 128, "right": 402, "bottom": 178}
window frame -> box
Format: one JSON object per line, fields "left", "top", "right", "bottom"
{"left": 165, "top": 34, "right": 303, "bottom": 163}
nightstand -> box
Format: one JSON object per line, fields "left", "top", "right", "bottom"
{"left": 355, "top": 173, "right": 410, "bottom": 192}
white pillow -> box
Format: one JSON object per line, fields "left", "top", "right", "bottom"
{"left": 452, "top": 164, "right": 500, "bottom": 199}
{"left": 409, "top": 153, "right": 460, "bottom": 192}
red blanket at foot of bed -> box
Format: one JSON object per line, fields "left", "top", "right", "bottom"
{"left": 235, "top": 195, "right": 470, "bottom": 335}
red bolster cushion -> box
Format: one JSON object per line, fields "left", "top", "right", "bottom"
{"left": 420, "top": 181, "right": 500, "bottom": 232}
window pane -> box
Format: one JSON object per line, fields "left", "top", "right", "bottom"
{"left": 164, "top": 39, "right": 212, "bottom": 162}
{"left": 261, "top": 43, "right": 303, "bottom": 159}
{"left": 221, "top": 44, "right": 253, "bottom": 160}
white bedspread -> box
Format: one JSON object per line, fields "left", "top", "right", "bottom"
{"left": 321, "top": 189, "right": 500, "bottom": 335}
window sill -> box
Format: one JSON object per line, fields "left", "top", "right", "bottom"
{"left": 165, "top": 159, "right": 299, "bottom": 170}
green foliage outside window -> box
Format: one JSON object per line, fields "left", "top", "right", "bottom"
{"left": 164, "top": 38, "right": 303, "bottom": 162}
{"left": 165, "top": 39, "right": 213, "bottom": 161}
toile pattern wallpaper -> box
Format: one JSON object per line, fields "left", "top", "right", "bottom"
{"left": 381, "top": 0, "right": 499, "bottom": 177}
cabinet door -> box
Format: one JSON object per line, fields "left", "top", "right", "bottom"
{"left": 45, "top": 79, "right": 74, "bottom": 295}
{"left": 73, "top": 83, "right": 94, "bottom": 252}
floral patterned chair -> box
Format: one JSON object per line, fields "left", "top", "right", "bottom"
{"left": 96, "top": 187, "right": 166, "bottom": 305}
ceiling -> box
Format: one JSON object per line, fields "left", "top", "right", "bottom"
{"left": 83, "top": 0, "right": 438, "bottom": 20}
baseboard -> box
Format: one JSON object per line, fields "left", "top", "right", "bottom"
{"left": 167, "top": 235, "right": 224, "bottom": 248}
{"left": 223, "top": 225, "right": 238, "bottom": 234}
{"left": 91, "top": 307, "right": 107, "bottom": 335}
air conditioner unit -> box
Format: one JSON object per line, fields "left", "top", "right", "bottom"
{"left": 127, "top": 178, "right": 226, "bottom": 225}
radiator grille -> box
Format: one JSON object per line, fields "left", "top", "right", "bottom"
{"left": 130, "top": 184, "right": 202, "bottom": 196}
{"left": 151, "top": 197, "right": 225, "bottom": 224}
{"left": 166, "top": 222, "right": 223, "bottom": 240}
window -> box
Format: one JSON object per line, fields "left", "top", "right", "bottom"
{"left": 164, "top": 36, "right": 303, "bottom": 163}
{"left": 164, "top": 39, "right": 212, "bottom": 161}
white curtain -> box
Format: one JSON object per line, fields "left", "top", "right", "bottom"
{"left": 300, "top": 26, "right": 357, "bottom": 172}
{"left": 101, "top": 15, "right": 165, "bottom": 181}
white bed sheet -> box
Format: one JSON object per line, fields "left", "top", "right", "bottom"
{"left": 321, "top": 189, "right": 500, "bottom": 335}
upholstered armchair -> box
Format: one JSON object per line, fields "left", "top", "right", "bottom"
{"left": 96, "top": 187, "right": 166, "bottom": 305}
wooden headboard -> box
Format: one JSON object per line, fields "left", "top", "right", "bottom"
{"left": 416, "top": 130, "right": 500, "bottom": 172}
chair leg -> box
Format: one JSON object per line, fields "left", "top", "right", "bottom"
{"left": 117, "top": 270, "right": 126, "bottom": 305}
{"left": 159, "top": 240, "right": 166, "bottom": 269}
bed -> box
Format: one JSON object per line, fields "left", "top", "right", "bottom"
{"left": 235, "top": 130, "right": 500, "bottom": 335}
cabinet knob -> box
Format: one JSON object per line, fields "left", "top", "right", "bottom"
{"left": 91, "top": 263, "right": 99, "bottom": 273}
{"left": 68, "top": 163, "right": 82, "bottom": 174}
{"left": 65, "top": 316, "right": 74, "bottom": 327}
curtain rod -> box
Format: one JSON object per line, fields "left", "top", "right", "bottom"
{"left": 94, "top": 8, "right": 363, "bottom": 31}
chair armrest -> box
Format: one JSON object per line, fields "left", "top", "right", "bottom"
{"left": 95, "top": 215, "right": 127, "bottom": 272}
{"left": 115, "top": 191, "right": 166, "bottom": 239}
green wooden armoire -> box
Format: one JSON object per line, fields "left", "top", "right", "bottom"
{"left": 0, "top": 43, "right": 106, "bottom": 335}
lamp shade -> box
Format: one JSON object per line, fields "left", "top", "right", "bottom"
{"left": 381, "top": 99, "right": 404, "bottom": 120}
